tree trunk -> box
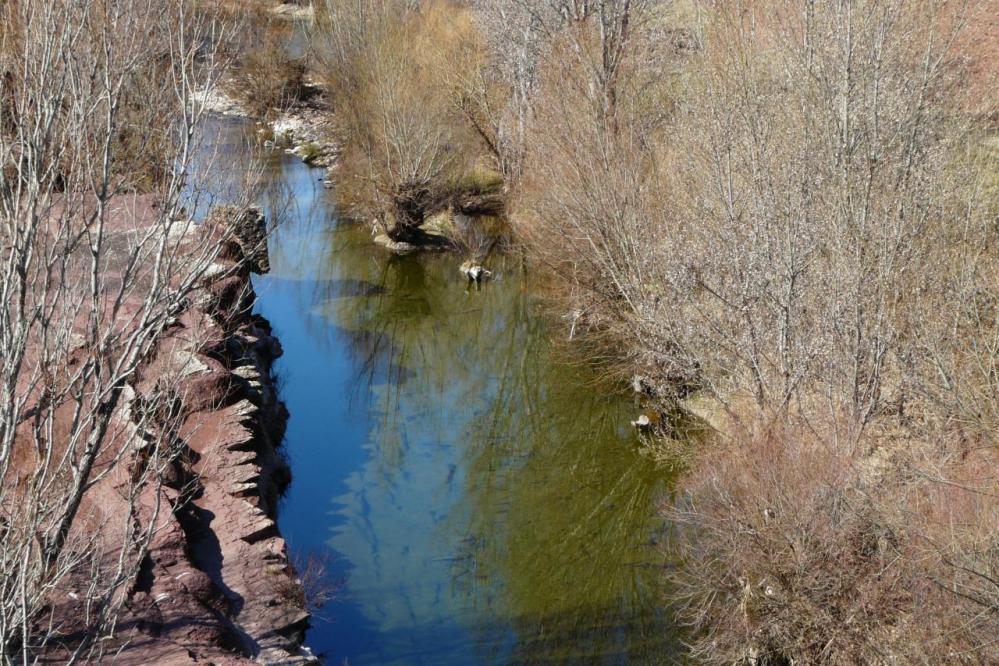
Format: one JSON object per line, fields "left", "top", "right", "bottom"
{"left": 388, "top": 185, "right": 432, "bottom": 243}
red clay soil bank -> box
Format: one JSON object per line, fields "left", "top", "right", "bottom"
{"left": 110, "top": 208, "right": 315, "bottom": 664}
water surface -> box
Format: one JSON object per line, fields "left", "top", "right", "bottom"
{"left": 207, "top": 116, "right": 681, "bottom": 665}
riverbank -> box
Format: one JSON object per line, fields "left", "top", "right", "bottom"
{"left": 0, "top": 4, "right": 324, "bottom": 661}
{"left": 132, "top": 217, "right": 315, "bottom": 664}
{"left": 95, "top": 204, "right": 316, "bottom": 664}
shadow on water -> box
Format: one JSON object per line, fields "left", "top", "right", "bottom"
{"left": 200, "top": 116, "right": 685, "bottom": 664}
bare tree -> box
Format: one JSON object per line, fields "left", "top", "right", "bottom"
{"left": 516, "top": 0, "right": 992, "bottom": 427}
{"left": 465, "top": 0, "right": 550, "bottom": 182}
{"left": 0, "top": 1, "right": 247, "bottom": 661}
{"left": 466, "top": 0, "right": 657, "bottom": 184}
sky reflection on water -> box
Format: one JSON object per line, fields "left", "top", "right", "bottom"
{"left": 199, "top": 115, "right": 685, "bottom": 665}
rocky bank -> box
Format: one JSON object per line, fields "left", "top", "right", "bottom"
{"left": 109, "top": 206, "right": 316, "bottom": 664}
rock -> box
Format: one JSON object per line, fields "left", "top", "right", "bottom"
{"left": 105, "top": 232, "right": 315, "bottom": 663}
{"left": 192, "top": 87, "right": 247, "bottom": 117}
{"left": 459, "top": 260, "right": 492, "bottom": 282}
{"left": 373, "top": 233, "right": 417, "bottom": 255}
{"left": 266, "top": 102, "right": 339, "bottom": 168}
{"left": 631, "top": 411, "right": 672, "bottom": 436}
{"left": 631, "top": 414, "right": 652, "bottom": 431}
{"left": 206, "top": 206, "right": 270, "bottom": 274}
{"left": 273, "top": 117, "right": 303, "bottom": 138}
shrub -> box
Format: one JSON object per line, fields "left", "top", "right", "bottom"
{"left": 229, "top": 24, "right": 305, "bottom": 117}
{"left": 311, "top": 0, "right": 484, "bottom": 241}
{"left": 666, "top": 422, "right": 999, "bottom": 665}
{"left": 486, "top": 0, "right": 999, "bottom": 661}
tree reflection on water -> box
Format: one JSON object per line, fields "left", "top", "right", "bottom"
{"left": 249, "top": 127, "right": 685, "bottom": 664}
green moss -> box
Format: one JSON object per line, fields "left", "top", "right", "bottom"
{"left": 421, "top": 210, "right": 455, "bottom": 237}
{"left": 297, "top": 141, "right": 323, "bottom": 164}
{"left": 452, "top": 167, "right": 504, "bottom": 196}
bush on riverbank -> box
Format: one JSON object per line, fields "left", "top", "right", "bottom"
{"left": 310, "top": 0, "right": 485, "bottom": 242}
{"left": 227, "top": 11, "right": 307, "bottom": 117}
{"left": 667, "top": 420, "right": 999, "bottom": 664}
{"left": 500, "top": 0, "right": 999, "bottom": 662}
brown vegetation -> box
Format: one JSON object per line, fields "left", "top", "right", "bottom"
{"left": 668, "top": 420, "right": 999, "bottom": 664}
{"left": 309, "top": 0, "right": 999, "bottom": 662}
{"left": 311, "top": 0, "right": 498, "bottom": 243}
{"left": 227, "top": 9, "right": 308, "bottom": 117}
{"left": 506, "top": 1, "right": 999, "bottom": 663}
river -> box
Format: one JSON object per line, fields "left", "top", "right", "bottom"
{"left": 203, "top": 114, "right": 682, "bottom": 665}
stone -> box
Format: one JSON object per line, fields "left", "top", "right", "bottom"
{"left": 459, "top": 260, "right": 492, "bottom": 282}
{"left": 192, "top": 87, "right": 247, "bottom": 117}
{"left": 373, "top": 233, "right": 417, "bottom": 254}
{"left": 631, "top": 414, "right": 652, "bottom": 430}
